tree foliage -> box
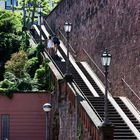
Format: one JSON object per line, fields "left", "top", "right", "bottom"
{"left": 17, "top": 0, "right": 61, "bottom": 25}
{"left": 0, "top": 10, "right": 22, "bottom": 33}
{"left": 24, "top": 57, "right": 39, "bottom": 78}
{"left": 0, "top": 8, "right": 54, "bottom": 96}
{"left": 5, "top": 50, "right": 28, "bottom": 78}
{"left": 3, "top": 49, "right": 51, "bottom": 93}
{"left": 33, "top": 59, "right": 52, "bottom": 91}
{"left": 0, "top": 10, "right": 23, "bottom": 80}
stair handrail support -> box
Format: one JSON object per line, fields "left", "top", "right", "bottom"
{"left": 82, "top": 48, "right": 111, "bottom": 85}
{"left": 120, "top": 97, "right": 140, "bottom": 123}
{"left": 122, "top": 78, "right": 140, "bottom": 111}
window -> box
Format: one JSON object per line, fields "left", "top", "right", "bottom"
{"left": 5, "top": 0, "right": 18, "bottom": 10}
{"left": 1, "top": 115, "right": 9, "bottom": 140}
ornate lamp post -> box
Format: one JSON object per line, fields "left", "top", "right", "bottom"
{"left": 43, "top": 103, "right": 52, "bottom": 140}
{"left": 64, "top": 21, "right": 72, "bottom": 81}
{"left": 101, "top": 48, "right": 111, "bottom": 125}
{"left": 22, "top": 0, "right": 27, "bottom": 32}
{"left": 38, "top": 2, "right": 43, "bottom": 46}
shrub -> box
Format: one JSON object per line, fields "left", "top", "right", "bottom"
{"left": 26, "top": 47, "right": 37, "bottom": 59}
{"left": 0, "top": 79, "right": 14, "bottom": 88}
{"left": 33, "top": 59, "right": 53, "bottom": 91}
{"left": 4, "top": 72, "right": 16, "bottom": 82}
{"left": 5, "top": 50, "right": 28, "bottom": 78}
{"left": 34, "top": 65, "right": 46, "bottom": 90}
{"left": 17, "top": 80, "right": 32, "bottom": 91}
{"left": 24, "top": 57, "right": 39, "bottom": 78}
{"left": 0, "top": 10, "right": 22, "bottom": 34}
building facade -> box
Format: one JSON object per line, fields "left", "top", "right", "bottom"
{"left": 0, "top": 0, "right": 18, "bottom": 10}
{"left": 0, "top": 93, "right": 51, "bottom": 140}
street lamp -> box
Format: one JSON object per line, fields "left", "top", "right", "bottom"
{"left": 22, "top": 0, "right": 28, "bottom": 49}
{"left": 101, "top": 48, "right": 111, "bottom": 125}
{"left": 38, "top": 2, "right": 43, "bottom": 46}
{"left": 22, "top": 0, "right": 27, "bottom": 32}
{"left": 64, "top": 21, "right": 72, "bottom": 81}
{"left": 43, "top": 103, "right": 52, "bottom": 140}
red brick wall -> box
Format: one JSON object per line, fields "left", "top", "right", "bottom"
{"left": 45, "top": 0, "right": 140, "bottom": 109}
{"left": 0, "top": 93, "right": 50, "bottom": 140}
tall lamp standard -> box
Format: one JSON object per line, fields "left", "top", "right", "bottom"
{"left": 64, "top": 21, "right": 72, "bottom": 80}
{"left": 22, "top": 0, "right": 27, "bottom": 32}
{"left": 101, "top": 48, "right": 111, "bottom": 125}
{"left": 11, "top": 0, "right": 14, "bottom": 12}
{"left": 22, "top": 0, "right": 28, "bottom": 48}
{"left": 38, "top": 2, "right": 43, "bottom": 46}
{"left": 43, "top": 103, "right": 52, "bottom": 140}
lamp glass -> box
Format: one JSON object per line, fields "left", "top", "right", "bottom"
{"left": 38, "top": 7, "right": 43, "bottom": 12}
{"left": 64, "top": 21, "right": 72, "bottom": 33}
{"left": 101, "top": 49, "right": 111, "bottom": 66}
{"left": 43, "top": 103, "right": 51, "bottom": 112}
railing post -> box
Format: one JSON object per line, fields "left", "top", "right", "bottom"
{"left": 99, "top": 124, "right": 114, "bottom": 140}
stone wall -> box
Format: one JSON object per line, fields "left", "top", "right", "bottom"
{"left": 45, "top": 0, "right": 140, "bottom": 108}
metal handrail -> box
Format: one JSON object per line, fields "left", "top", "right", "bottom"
{"left": 83, "top": 49, "right": 104, "bottom": 76}
{"left": 122, "top": 78, "right": 140, "bottom": 101}
{"left": 71, "top": 81, "right": 103, "bottom": 122}
{"left": 43, "top": 48, "right": 64, "bottom": 77}
{"left": 28, "top": 32, "right": 38, "bottom": 44}
{"left": 43, "top": 19, "right": 55, "bottom": 35}
{"left": 57, "top": 29, "right": 76, "bottom": 55}
{"left": 82, "top": 48, "right": 111, "bottom": 84}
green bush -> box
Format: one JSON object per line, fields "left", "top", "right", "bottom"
{"left": 16, "top": 73, "right": 32, "bottom": 91}
{"left": 26, "top": 47, "right": 37, "bottom": 59}
{"left": 0, "top": 79, "right": 18, "bottom": 97}
{"left": 0, "top": 79, "right": 15, "bottom": 88}
{"left": 25, "top": 57, "right": 39, "bottom": 78}
{"left": 33, "top": 59, "right": 53, "bottom": 91}
{"left": 17, "top": 80, "right": 32, "bottom": 91}
{"left": 0, "top": 10, "right": 22, "bottom": 33}
{"left": 0, "top": 88, "right": 7, "bottom": 93}
{"left": 4, "top": 72, "right": 16, "bottom": 82}
{"left": 5, "top": 50, "right": 28, "bottom": 78}
{"left": 34, "top": 65, "right": 46, "bottom": 90}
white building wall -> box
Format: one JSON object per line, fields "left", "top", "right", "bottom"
{"left": 0, "top": 1, "right": 5, "bottom": 10}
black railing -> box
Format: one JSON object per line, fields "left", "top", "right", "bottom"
{"left": 82, "top": 48, "right": 111, "bottom": 85}
{"left": 43, "top": 19, "right": 55, "bottom": 36}
{"left": 122, "top": 78, "right": 140, "bottom": 101}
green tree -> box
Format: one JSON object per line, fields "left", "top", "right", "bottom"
{"left": 0, "top": 10, "right": 22, "bottom": 33}
{"left": 33, "top": 59, "right": 52, "bottom": 91}
{"left": 24, "top": 57, "right": 39, "bottom": 78}
{"left": 5, "top": 50, "right": 28, "bottom": 78}
{"left": 0, "top": 10, "right": 23, "bottom": 80}
{"left": 18, "top": 0, "right": 61, "bottom": 26}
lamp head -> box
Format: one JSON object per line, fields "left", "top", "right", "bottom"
{"left": 101, "top": 48, "right": 111, "bottom": 67}
{"left": 64, "top": 21, "right": 72, "bottom": 33}
{"left": 43, "top": 103, "right": 51, "bottom": 112}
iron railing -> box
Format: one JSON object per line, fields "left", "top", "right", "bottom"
{"left": 122, "top": 78, "right": 140, "bottom": 101}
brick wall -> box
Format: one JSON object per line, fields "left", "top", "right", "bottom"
{"left": 45, "top": 0, "right": 140, "bottom": 109}
{"left": 0, "top": 93, "right": 51, "bottom": 140}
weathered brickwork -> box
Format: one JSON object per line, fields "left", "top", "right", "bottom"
{"left": 45, "top": 0, "right": 140, "bottom": 109}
